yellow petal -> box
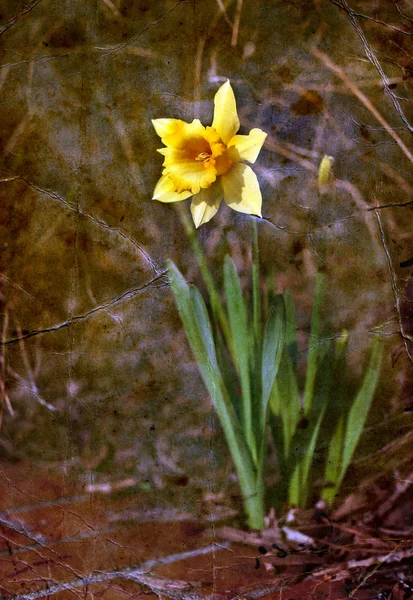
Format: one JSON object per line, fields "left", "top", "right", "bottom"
{"left": 190, "top": 181, "right": 222, "bottom": 228}
{"left": 153, "top": 174, "right": 174, "bottom": 198}
{"left": 153, "top": 174, "right": 192, "bottom": 203}
{"left": 152, "top": 119, "right": 183, "bottom": 140}
{"left": 221, "top": 163, "right": 262, "bottom": 217}
{"left": 162, "top": 119, "right": 207, "bottom": 148}
{"left": 204, "top": 126, "right": 225, "bottom": 157}
{"left": 228, "top": 128, "right": 267, "bottom": 164}
{"left": 212, "top": 80, "right": 240, "bottom": 145}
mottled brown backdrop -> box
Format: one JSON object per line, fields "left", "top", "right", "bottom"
{"left": 1, "top": 0, "right": 413, "bottom": 598}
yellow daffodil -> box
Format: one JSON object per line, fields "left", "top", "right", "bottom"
{"left": 152, "top": 80, "right": 267, "bottom": 228}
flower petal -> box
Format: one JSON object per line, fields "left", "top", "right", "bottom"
{"left": 212, "top": 80, "right": 240, "bottom": 145}
{"left": 190, "top": 181, "right": 222, "bottom": 228}
{"left": 162, "top": 119, "right": 207, "bottom": 148}
{"left": 153, "top": 174, "right": 192, "bottom": 203}
{"left": 152, "top": 119, "right": 183, "bottom": 140}
{"left": 221, "top": 163, "right": 262, "bottom": 217}
{"left": 228, "top": 128, "right": 267, "bottom": 164}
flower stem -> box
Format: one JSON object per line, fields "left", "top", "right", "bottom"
{"left": 251, "top": 217, "right": 263, "bottom": 449}
{"left": 174, "top": 206, "right": 266, "bottom": 530}
{"left": 252, "top": 217, "right": 261, "bottom": 350}
{"left": 176, "top": 205, "right": 232, "bottom": 345}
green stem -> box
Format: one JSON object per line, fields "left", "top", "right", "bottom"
{"left": 251, "top": 218, "right": 263, "bottom": 453}
{"left": 174, "top": 207, "right": 265, "bottom": 529}
{"left": 252, "top": 217, "right": 261, "bottom": 350}
{"left": 176, "top": 205, "right": 232, "bottom": 346}
{"left": 242, "top": 217, "right": 265, "bottom": 528}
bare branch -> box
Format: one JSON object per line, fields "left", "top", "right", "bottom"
{"left": 311, "top": 47, "right": 413, "bottom": 164}
{"left": 1, "top": 272, "right": 167, "bottom": 346}
{"left": 330, "top": 0, "right": 413, "bottom": 133}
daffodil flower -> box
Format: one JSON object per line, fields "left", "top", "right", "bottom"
{"left": 152, "top": 80, "right": 267, "bottom": 228}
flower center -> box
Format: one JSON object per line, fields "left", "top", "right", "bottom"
{"left": 183, "top": 137, "right": 211, "bottom": 158}
{"left": 181, "top": 136, "right": 216, "bottom": 170}
{"left": 195, "top": 151, "right": 212, "bottom": 163}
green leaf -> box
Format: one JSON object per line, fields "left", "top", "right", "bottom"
{"left": 269, "top": 377, "right": 281, "bottom": 416}
{"left": 224, "top": 256, "right": 255, "bottom": 459}
{"left": 287, "top": 342, "right": 332, "bottom": 508}
{"left": 273, "top": 348, "right": 301, "bottom": 458}
{"left": 264, "top": 269, "right": 275, "bottom": 324}
{"left": 176, "top": 205, "right": 231, "bottom": 345}
{"left": 189, "top": 285, "right": 218, "bottom": 369}
{"left": 322, "top": 415, "right": 345, "bottom": 505}
{"left": 288, "top": 464, "right": 301, "bottom": 507}
{"left": 168, "top": 261, "right": 223, "bottom": 412}
{"left": 261, "top": 295, "right": 286, "bottom": 432}
{"left": 168, "top": 261, "right": 212, "bottom": 380}
{"left": 284, "top": 291, "right": 298, "bottom": 369}
{"left": 298, "top": 403, "right": 326, "bottom": 506}
{"left": 168, "top": 259, "right": 262, "bottom": 527}
{"left": 339, "top": 336, "right": 383, "bottom": 488}
{"left": 302, "top": 340, "right": 335, "bottom": 482}
{"left": 303, "top": 273, "right": 324, "bottom": 416}
{"left": 269, "top": 409, "right": 287, "bottom": 499}
{"left": 321, "top": 332, "right": 349, "bottom": 504}
{"left": 215, "top": 328, "right": 241, "bottom": 421}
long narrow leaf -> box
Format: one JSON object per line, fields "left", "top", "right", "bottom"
{"left": 215, "top": 329, "right": 241, "bottom": 421}
{"left": 272, "top": 348, "right": 301, "bottom": 458}
{"left": 176, "top": 206, "right": 231, "bottom": 345}
{"left": 190, "top": 285, "right": 218, "bottom": 368}
{"left": 168, "top": 261, "right": 216, "bottom": 376}
{"left": 303, "top": 273, "right": 324, "bottom": 416}
{"left": 339, "top": 336, "right": 383, "bottom": 488}
{"left": 169, "top": 264, "right": 229, "bottom": 427}
{"left": 301, "top": 340, "right": 335, "bottom": 492}
{"left": 265, "top": 269, "right": 275, "bottom": 323}
{"left": 299, "top": 404, "right": 327, "bottom": 507}
{"left": 321, "top": 332, "right": 349, "bottom": 504}
{"left": 287, "top": 343, "right": 331, "bottom": 508}
{"left": 167, "top": 260, "right": 261, "bottom": 525}
{"left": 269, "top": 409, "right": 286, "bottom": 474}
{"left": 322, "top": 415, "right": 345, "bottom": 505}
{"left": 224, "top": 256, "right": 255, "bottom": 459}
{"left": 288, "top": 464, "right": 301, "bottom": 507}
{"left": 261, "top": 295, "right": 286, "bottom": 432}
{"left": 269, "top": 377, "right": 281, "bottom": 416}
{"left": 284, "top": 291, "right": 298, "bottom": 369}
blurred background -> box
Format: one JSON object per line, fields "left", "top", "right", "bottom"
{"left": 1, "top": 0, "right": 412, "bottom": 519}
